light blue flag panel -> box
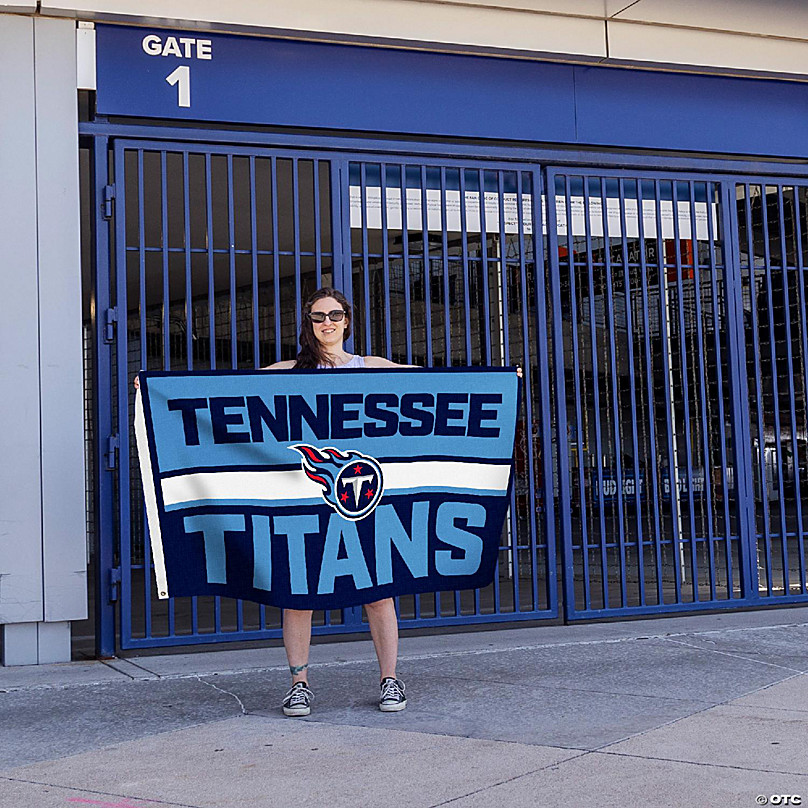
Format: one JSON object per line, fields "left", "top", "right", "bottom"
{"left": 135, "top": 368, "right": 520, "bottom": 610}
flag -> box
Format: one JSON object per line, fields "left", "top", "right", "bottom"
{"left": 134, "top": 367, "right": 520, "bottom": 610}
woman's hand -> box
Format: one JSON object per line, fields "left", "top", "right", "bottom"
{"left": 516, "top": 366, "right": 523, "bottom": 379}
{"left": 133, "top": 375, "right": 140, "bottom": 390}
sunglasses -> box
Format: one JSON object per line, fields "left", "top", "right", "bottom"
{"left": 308, "top": 309, "right": 346, "bottom": 323}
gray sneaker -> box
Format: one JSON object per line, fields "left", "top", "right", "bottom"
{"left": 379, "top": 677, "right": 407, "bottom": 712}
{"left": 282, "top": 682, "right": 314, "bottom": 716}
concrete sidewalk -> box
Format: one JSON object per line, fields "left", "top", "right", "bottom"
{"left": 2, "top": 607, "right": 808, "bottom": 808}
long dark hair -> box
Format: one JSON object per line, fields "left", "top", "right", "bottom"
{"left": 294, "top": 287, "right": 353, "bottom": 369}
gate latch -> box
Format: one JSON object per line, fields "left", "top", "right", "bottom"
{"left": 104, "top": 307, "right": 118, "bottom": 343}
{"left": 108, "top": 567, "right": 122, "bottom": 603}
{"left": 103, "top": 184, "right": 115, "bottom": 220}
{"left": 106, "top": 433, "right": 119, "bottom": 470}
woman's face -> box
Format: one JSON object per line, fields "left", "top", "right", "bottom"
{"left": 309, "top": 296, "right": 348, "bottom": 350}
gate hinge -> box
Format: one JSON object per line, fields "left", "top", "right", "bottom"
{"left": 105, "top": 433, "right": 119, "bottom": 471}
{"left": 104, "top": 307, "right": 118, "bottom": 343}
{"left": 103, "top": 184, "right": 115, "bottom": 220}
{"left": 108, "top": 567, "right": 122, "bottom": 603}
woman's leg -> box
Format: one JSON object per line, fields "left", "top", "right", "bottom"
{"left": 364, "top": 598, "right": 399, "bottom": 680}
{"left": 283, "top": 609, "right": 313, "bottom": 684}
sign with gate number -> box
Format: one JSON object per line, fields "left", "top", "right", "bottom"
{"left": 134, "top": 368, "right": 520, "bottom": 610}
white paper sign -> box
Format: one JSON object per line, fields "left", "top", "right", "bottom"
{"left": 350, "top": 187, "right": 534, "bottom": 234}
{"left": 351, "top": 186, "right": 717, "bottom": 241}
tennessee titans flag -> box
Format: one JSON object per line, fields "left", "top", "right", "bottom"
{"left": 134, "top": 368, "right": 520, "bottom": 610}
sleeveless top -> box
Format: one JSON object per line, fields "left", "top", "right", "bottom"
{"left": 317, "top": 354, "right": 365, "bottom": 369}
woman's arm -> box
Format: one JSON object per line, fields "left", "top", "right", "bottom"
{"left": 362, "top": 356, "right": 418, "bottom": 369}
{"left": 364, "top": 355, "right": 522, "bottom": 377}
{"left": 262, "top": 360, "right": 297, "bottom": 370}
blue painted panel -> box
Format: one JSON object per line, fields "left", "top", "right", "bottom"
{"left": 573, "top": 65, "right": 808, "bottom": 158}
{"left": 96, "top": 25, "right": 808, "bottom": 159}
{"left": 95, "top": 24, "right": 576, "bottom": 142}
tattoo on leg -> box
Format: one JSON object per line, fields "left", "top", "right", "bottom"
{"left": 289, "top": 663, "right": 309, "bottom": 676}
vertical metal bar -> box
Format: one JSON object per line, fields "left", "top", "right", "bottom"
{"left": 247, "top": 156, "right": 261, "bottom": 635}
{"left": 313, "top": 159, "right": 323, "bottom": 288}
{"left": 546, "top": 169, "right": 573, "bottom": 616}
{"left": 160, "top": 152, "right": 171, "bottom": 372}
{"left": 227, "top": 155, "right": 237, "bottom": 369}
{"left": 401, "top": 165, "right": 413, "bottom": 366}
{"left": 516, "top": 170, "right": 541, "bottom": 612}
{"left": 334, "top": 159, "right": 353, "bottom": 354}
{"left": 292, "top": 158, "right": 302, "bottom": 332}
{"left": 687, "top": 182, "right": 717, "bottom": 601}
{"left": 497, "top": 171, "right": 518, "bottom": 613}
{"left": 228, "top": 155, "right": 243, "bottom": 634}
{"left": 459, "top": 168, "right": 473, "bottom": 363}
{"left": 636, "top": 179, "right": 665, "bottom": 606}
{"left": 205, "top": 153, "right": 216, "bottom": 369}
{"left": 617, "top": 178, "right": 645, "bottom": 605}
{"left": 94, "top": 137, "right": 116, "bottom": 655}
{"left": 205, "top": 152, "right": 221, "bottom": 630}
{"left": 440, "top": 167, "right": 452, "bottom": 365}
{"left": 496, "top": 172, "right": 512, "bottom": 358}
{"left": 360, "top": 163, "right": 372, "bottom": 355}
{"left": 420, "top": 165, "right": 434, "bottom": 365}
{"left": 532, "top": 167, "right": 559, "bottom": 615}
{"left": 183, "top": 153, "right": 193, "bottom": 371}
{"left": 759, "top": 184, "right": 789, "bottom": 591}
{"left": 582, "top": 176, "right": 609, "bottom": 608}
{"left": 270, "top": 156, "right": 281, "bottom": 363}
{"left": 776, "top": 184, "right": 801, "bottom": 594}
{"left": 600, "top": 177, "right": 628, "bottom": 607}
{"left": 670, "top": 181, "right": 699, "bottom": 598}
{"left": 180, "top": 148, "right": 194, "bottom": 678}
{"left": 456, "top": 166, "right": 473, "bottom": 617}
{"left": 563, "top": 173, "right": 592, "bottom": 614}
{"left": 478, "top": 168, "right": 493, "bottom": 366}
{"left": 250, "top": 157, "right": 260, "bottom": 367}
{"left": 160, "top": 151, "right": 175, "bottom": 638}
{"left": 790, "top": 186, "right": 808, "bottom": 593}
{"left": 379, "top": 163, "right": 393, "bottom": 359}
{"left": 654, "top": 179, "right": 684, "bottom": 603}
{"left": 137, "top": 150, "right": 152, "bottom": 639}
{"left": 487, "top": 175, "right": 503, "bottom": 613}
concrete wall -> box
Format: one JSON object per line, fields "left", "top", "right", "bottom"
{"left": 30, "top": 0, "right": 808, "bottom": 79}
{"left": 0, "top": 15, "right": 86, "bottom": 665}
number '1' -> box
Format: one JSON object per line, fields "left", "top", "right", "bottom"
{"left": 166, "top": 66, "right": 190, "bottom": 108}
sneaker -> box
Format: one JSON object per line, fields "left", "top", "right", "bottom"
{"left": 379, "top": 677, "right": 407, "bottom": 712}
{"left": 282, "top": 682, "right": 314, "bottom": 717}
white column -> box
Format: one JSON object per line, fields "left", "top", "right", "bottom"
{"left": 0, "top": 16, "right": 45, "bottom": 659}
{"left": 0, "top": 14, "right": 87, "bottom": 665}
{"left": 35, "top": 17, "right": 87, "bottom": 628}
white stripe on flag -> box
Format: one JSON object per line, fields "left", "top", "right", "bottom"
{"left": 161, "top": 461, "right": 510, "bottom": 508}
{"left": 135, "top": 388, "right": 170, "bottom": 599}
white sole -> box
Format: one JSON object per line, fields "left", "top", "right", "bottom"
{"left": 379, "top": 700, "right": 407, "bottom": 712}
{"left": 283, "top": 706, "right": 311, "bottom": 716}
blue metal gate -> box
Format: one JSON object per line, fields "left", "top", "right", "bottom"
{"left": 97, "top": 138, "right": 808, "bottom": 650}
{"left": 107, "top": 140, "right": 556, "bottom": 649}
{"left": 546, "top": 169, "right": 754, "bottom": 618}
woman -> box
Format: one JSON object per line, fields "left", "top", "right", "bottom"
{"left": 268, "top": 287, "right": 414, "bottom": 717}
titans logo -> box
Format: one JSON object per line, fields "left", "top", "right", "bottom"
{"left": 291, "top": 444, "right": 384, "bottom": 521}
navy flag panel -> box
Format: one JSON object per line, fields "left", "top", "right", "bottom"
{"left": 134, "top": 368, "right": 520, "bottom": 610}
